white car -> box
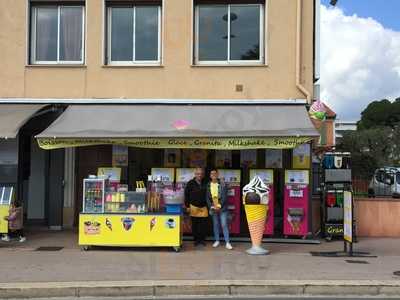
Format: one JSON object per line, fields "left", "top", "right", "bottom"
{"left": 368, "top": 167, "right": 400, "bottom": 198}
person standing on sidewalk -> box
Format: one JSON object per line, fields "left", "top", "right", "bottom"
{"left": 206, "top": 169, "right": 232, "bottom": 250}
{"left": 2, "top": 201, "right": 26, "bottom": 243}
{"left": 184, "top": 167, "right": 208, "bottom": 247}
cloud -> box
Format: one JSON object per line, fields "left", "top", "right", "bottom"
{"left": 320, "top": 5, "right": 400, "bottom": 121}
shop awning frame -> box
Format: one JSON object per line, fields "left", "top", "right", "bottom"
{"left": 36, "top": 104, "right": 319, "bottom": 150}
{"left": 0, "top": 104, "right": 46, "bottom": 139}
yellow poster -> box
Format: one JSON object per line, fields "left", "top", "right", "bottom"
{"left": 343, "top": 191, "right": 353, "bottom": 243}
{"left": 292, "top": 144, "right": 311, "bottom": 169}
{"left": 38, "top": 137, "right": 313, "bottom": 150}
{"left": 0, "top": 205, "right": 9, "bottom": 233}
{"left": 79, "top": 214, "right": 181, "bottom": 247}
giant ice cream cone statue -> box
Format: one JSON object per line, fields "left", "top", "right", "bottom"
{"left": 243, "top": 176, "right": 270, "bottom": 255}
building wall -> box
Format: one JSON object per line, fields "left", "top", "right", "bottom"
{"left": 0, "top": 0, "right": 314, "bottom": 101}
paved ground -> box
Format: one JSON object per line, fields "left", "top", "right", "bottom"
{"left": 0, "top": 230, "right": 399, "bottom": 283}
{"left": 9, "top": 297, "right": 400, "bottom": 300}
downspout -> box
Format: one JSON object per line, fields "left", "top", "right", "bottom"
{"left": 296, "top": 0, "right": 312, "bottom": 103}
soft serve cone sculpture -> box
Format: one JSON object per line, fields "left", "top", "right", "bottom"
{"left": 243, "top": 176, "right": 270, "bottom": 255}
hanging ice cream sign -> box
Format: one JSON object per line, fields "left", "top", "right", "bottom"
{"left": 309, "top": 100, "right": 327, "bottom": 121}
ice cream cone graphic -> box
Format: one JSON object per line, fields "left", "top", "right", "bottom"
{"left": 243, "top": 176, "right": 270, "bottom": 255}
{"left": 245, "top": 204, "right": 269, "bottom": 255}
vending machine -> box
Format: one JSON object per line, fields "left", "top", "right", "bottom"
{"left": 249, "top": 169, "right": 274, "bottom": 235}
{"left": 175, "top": 168, "right": 196, "bottom": 233}
{"left": 218, "top": 169, "right": 241, "bottom": 234}
{"left": 283, "top": 170, "right": 309, "bottom": 237}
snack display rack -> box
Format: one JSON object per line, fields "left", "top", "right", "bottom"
{"left": 321, "top": 152, "right": 353, "bottom": 241}
{"left": 79, "top": 175, "right": 183, "bottom": 252}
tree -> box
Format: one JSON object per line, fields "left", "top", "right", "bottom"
{"left": 358, "top": 99, "right": 400, "bottom": 130}
{"left": 337, "top": 127, "right": 393, "bottom": 178}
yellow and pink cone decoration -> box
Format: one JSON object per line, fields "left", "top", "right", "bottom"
{"left": 243, "top": 176, "right": 270, "bottom": 255}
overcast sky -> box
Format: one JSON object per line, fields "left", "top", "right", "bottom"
{"left": 319, "top": 2, "right": 400, "bottom": 121}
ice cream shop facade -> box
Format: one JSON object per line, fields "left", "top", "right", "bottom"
{"left": 0, "top": 0, "right": 321, "bottom": 240}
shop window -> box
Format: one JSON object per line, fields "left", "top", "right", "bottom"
{"left": 30, "top": 2, "right": 85, "bottom": 65}
{"left": 194, "top": 1, "right": 265, "bottom": 65}
{"left": 106, "top": 2, "right": 162, "bottom": 65}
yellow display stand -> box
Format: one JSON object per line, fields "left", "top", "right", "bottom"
{"left": 79, "top": 214, "right": 182, "bottom": 251}
{"left": 0, "top": 205, "right": 9, "bottom": 234}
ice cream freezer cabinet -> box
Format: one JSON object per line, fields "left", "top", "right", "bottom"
{"left": 79, "top": 213, "right": 182, "bottom": 251}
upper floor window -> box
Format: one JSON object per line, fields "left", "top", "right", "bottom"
{"left": 194, "top": 2, "right": 264, "bottom": 65}
{"left": 106, "top": 2, "right": 161, "bottom": 65}
{"left": 30, "top": 3, "right": 85, "bottom": 64}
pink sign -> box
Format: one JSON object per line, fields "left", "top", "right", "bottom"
{"left": 172, "top": 120, "right": 190, "bottom": 130}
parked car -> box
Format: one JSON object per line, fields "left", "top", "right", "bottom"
{"left": 368, "top": 167, "right": 400, "bottom": 198}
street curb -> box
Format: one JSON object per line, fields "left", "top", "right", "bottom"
{"left": 1, "top": 280, "right": 400, "bottom": 298}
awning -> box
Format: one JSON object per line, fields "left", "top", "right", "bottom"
{"left": 37, "top": 104, "right": 319, "bottom": 150}
{"left": 0, "top": 104, "right": 45, "bottom": 139}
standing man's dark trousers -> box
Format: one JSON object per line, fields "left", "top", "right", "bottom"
{"left": 191, "top": 216, "right": 208, "bottom": 245}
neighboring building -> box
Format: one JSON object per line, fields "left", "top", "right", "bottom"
{"left": 0, "top": 0, "right": 319, "bottom": 237}
{"left": 335, "top": 121, "right": 357, "bottom": 143}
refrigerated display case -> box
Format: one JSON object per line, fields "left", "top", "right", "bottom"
{"left": 218, "top": 169, "right": 241, "bottom": 234}
{"left": 0, "top": 186, "right": 14, "bottom": 234}
{"left": 249, "top": 169, "right": 274, "bottom": 235}
{"left": 79, "top": 177, "right": 182, "bottom": 251}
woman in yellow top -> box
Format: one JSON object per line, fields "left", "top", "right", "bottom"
{"left": 206, "top": 169, "right": 232, "bottom": 250}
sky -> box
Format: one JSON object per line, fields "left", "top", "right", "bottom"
{"left": 319, "top": 0, "right": 400, "bottom": 121}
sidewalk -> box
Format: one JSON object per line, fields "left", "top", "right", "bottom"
{"left": 0, "top": 230, "right": 400, "bottom": 298}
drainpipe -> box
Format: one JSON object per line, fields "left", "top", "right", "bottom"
{"left": 296, "top": 0, "right": 312, "bottom": 103}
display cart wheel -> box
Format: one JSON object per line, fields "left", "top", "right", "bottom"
{"left": 81, "top": 245, "right": 91, "bottom": 251}
{"left": 173, "top": 246, "right": 181, "bottom": 253}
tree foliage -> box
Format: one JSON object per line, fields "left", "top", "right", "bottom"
{"left": 338, "top": 98, "right": 400, "bottom": 178}
{"left": 358, "top": 98, "right": 400, "bottom": 130}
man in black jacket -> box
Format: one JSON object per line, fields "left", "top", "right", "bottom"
{"left": 184, "top": 168, "right": 208, "bottom": 246}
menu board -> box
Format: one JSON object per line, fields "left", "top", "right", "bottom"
{"left": 97, "top": 167, "right": 121, "bottom": 181}
{"left": 215, "top": 150, "right": 232, "bottom": 168}
{"left": 164, "top": 149, "right": 181, "bottom": 168}
{"left": 285, "top": 170, "right": 309, "bottom": 184}
{"left": 240, "top": 150, "right": 257, "bottom": 168}
{"left": 112, "top": 145, "right": 128, "bottom": 167}
{"left": 293, "top": 144, "right": 311, "bottom": 169}
{"left": 151, "top": 168, "right": 175, "bottom": 182}
{"left": 265, "top": 149, "right": 282, "bottom": 168}
{"left": 176, "top": 168, "right": 195, "bottom": 183}
{"left": 218, "top": 169, "right": 241, "bottom": 184}
{"left": 183, "top": 149, "right": 207, "bottom": 168}
{"left": 249, "top": 169, "right": 274, "bottom": 184}
{"left": 343, "top": 191, "right": 353, "bottom": 243}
